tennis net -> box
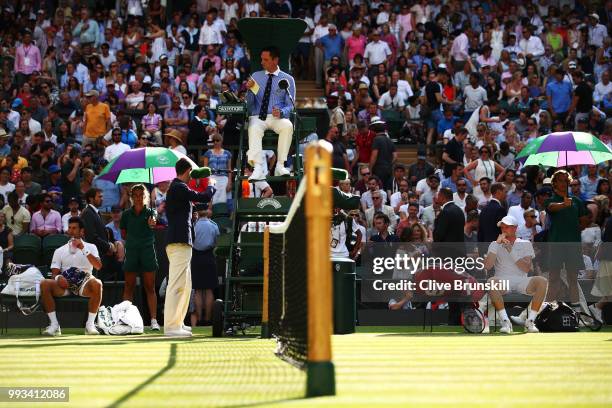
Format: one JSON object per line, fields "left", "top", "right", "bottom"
{"left": 267, "top": 176, "right": 308, "bottom": 368}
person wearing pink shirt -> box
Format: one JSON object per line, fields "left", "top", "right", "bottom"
{"left": 30, "top": 193, "right": 62, "bottom": 238}
{"left": 14, "top": 31, "right": 42, "bottom": 87}
{"left": 397, "top": 4, "right": 414, "bottom": 43}
{"left": 345, "top": 27, "right": 367, "bottom": 64}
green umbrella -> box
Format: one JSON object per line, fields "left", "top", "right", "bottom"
{"left": 515, "top": 131, "right": 612, "bottom": 167}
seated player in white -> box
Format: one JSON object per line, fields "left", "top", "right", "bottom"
{"left": 484, "top": 215, "right": 548, "bottom": 334}
{"left": 40, "top": 217, "right": 103, "bottom": 336}
{"left": 245, "top": 45, "right": 296, "bottom": 180}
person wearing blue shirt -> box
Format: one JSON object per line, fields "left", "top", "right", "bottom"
{"left": 546, "top": 69, "right": 573, "bottom": 123}
{"left": 437, "top": 108, "right": 457, "bottom": 136}
{"left": 246, "top": 46, "right": 295, "bottom": 180}
{"left": 317, "top": 24, "right": 344, "bottom": 65}
{"left": 441, "top": 163, "right": 473, "bottom": 193}
{"left": 190, "top": 204, "right": 220, "bottom": 326}
{"left": 579, "top": 166, "right": 601, "bottom": 200}
{"left": 0, "top": 129, "right": 11, "bottom": 157}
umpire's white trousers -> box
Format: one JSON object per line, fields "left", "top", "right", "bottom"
{"left": 247, "top": 115, "right": 293, "bottom": 167}
{"left": 164, "top": 243, "right": 192, "bottom": 331}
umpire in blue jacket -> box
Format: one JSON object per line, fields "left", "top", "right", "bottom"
{"left": 163, "top": 158, "right": 216, "bottom": 337}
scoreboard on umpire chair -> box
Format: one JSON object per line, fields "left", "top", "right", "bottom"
{"left": 216, "top": 103, "right": 247, "bottom": 118}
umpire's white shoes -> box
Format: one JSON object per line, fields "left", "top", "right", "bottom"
{"left": 524, "top": 319, "right": 539, "bottom": 333}
{"left": 249, "top": 164, "right": 267, "bottom": 180}
{"left": 499, "top": 319, "right": 513, "bottom": 334}
{"left": 181, "top": 324, "right": 192, "bottom": 332}
{"left": 43, "top": 325, "right": 61, "bottom": 336}
{"left": 165, "top": 328, "right": 192, "bottom": 337}
{"left": 85, "top": 324, "right": 100, "bottom": 335}
{"left": 274, "top": 165, "right": 291, "bottom": 177}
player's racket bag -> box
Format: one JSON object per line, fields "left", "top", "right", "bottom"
{"left": 1, "top": 265, "right": 44, "bottom": 315}
{"left": 534, "top": 301, "right": 579, "bottom": 332}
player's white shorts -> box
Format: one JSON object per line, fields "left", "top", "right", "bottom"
{"left": 495, "top": 275, "right": 532, "bottom": 295}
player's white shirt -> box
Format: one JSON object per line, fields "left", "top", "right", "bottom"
{"left": 488, "top": 238, "right": 534, "bottom": 279}
{"left": 51, "top": 241, "right": 99, "bottom": 274}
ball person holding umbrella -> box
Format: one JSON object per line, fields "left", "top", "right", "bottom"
{"left": 121, "top": 184, "right": 161, "bottom": 330}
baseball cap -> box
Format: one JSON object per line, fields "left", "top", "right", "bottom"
{"left": 543, "top": 177, "right": 552, "bottom": 185}
{"left": 160, "top": 54, "right": 168, "bottom": 60}
{"left": 590, "top": 13, "right": 599, "bottom": 21}
{"left": 568, "top": 61, "right": 577, "bottom": 69}
{"left": 111, "top": 205, "right": 122, "bottom": 212}
{"left": 48, "top": 164, "right": 61, "bottom": 174}
{"left": 68, "top": 196, "right": 80, "bottom": 204}
{"left": 497, "top": 215, "right": 518, "bottom": 227}
{"left": 11, "top": 98, "right": 23, "bottom": 108}
{"left": 84, "top": 89, "right": 99, "bottom": 97}
{"left": 358, "top": 83, "right": 368, "bottom": 90}
{"left": 428, "top": 174, "right": 440, "bottom": 181}
{"left": 151, "top": 82, "right": 161, "bottom": 89}
{"left": 48, "top": 186, "right": 62, "bottom": 193}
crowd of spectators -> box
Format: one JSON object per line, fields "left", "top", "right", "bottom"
{"left": 0, "top": 0, "right": 610, "bottom": 315}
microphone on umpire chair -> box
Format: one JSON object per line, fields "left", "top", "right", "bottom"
{"left": 278, "top": 78, "right": 295, "bottom": 110}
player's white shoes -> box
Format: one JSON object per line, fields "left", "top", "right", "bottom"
{"left": 589, "top": 304, "right": 603, "bottom": 323}
{"left": 499, "top": 319, "right": 513, "bottom": 334}
{"left": 181, "top": 324, "right": 192, "bottom": 332}
{"left": 274, "top": 165, "right": 291, "bottom": 177}
{"left": 150, "top": 320, "right": 161, "bottom": 331}
{"left": 510, "top": 309, "right": 527, "bottom": 326}
{"left": 165, "top": 328, "right": 192, "bottom": 337}
{"left": 524, "top": 319, "right": 539, "bottom": 333}
{"left": 43, "top": 325, "right": 61, "bottom": 336}
{"left": 85, "top": 324, "right": 100, "bottom": 335}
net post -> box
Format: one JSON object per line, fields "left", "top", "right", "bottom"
{"left": 305, "top": 142, "right": 335, "bottom": 398}
{"left": 261, "top": 226, "right": 271, "bottom": 338}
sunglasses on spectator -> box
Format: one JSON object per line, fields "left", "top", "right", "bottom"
{"left": 361, "top": 172, "right": 370, "bottom": 176}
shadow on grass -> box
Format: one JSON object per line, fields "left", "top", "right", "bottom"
{"left": 0, "top": 335, "right": 266, "bottom": 349}
{"left": 106, "top": 343, "right": 177, "bottom": 408}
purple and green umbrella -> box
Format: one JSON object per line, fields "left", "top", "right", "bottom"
{"left": 516, "top": 131, "right": 612, "bottom": 167}
{"left": 96, "top": 147, "right": 210, "bottom": 184}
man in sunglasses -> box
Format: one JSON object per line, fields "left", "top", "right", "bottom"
{"left": 29, "top": 192, "right": 61, "bottom": 238}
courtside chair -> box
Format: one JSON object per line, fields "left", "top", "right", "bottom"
{"left": 12, "top": 234, "right": 42, "bottom": 266}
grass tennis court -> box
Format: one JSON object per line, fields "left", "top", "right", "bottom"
{"left": 0, "top": 327, "right": 611, "bottom": 408}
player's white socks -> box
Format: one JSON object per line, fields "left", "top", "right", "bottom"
{"left": 527, "top": 308, "right": 538, "bottom": 321}
{"left": 86, "top": 312, "right": 96, "bottom": 326}
{"left": 498, "top": 309, "right": 509, "bottom": 322}
{"left": 47, "top": 311, "right": 59, "bottom": 327}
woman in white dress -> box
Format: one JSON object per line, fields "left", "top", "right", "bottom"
{"left": 463, "top": 145, "right": 505, "bottom": 196}
{"left": 490, "top": 18, "right": 504, "bottom": 61}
